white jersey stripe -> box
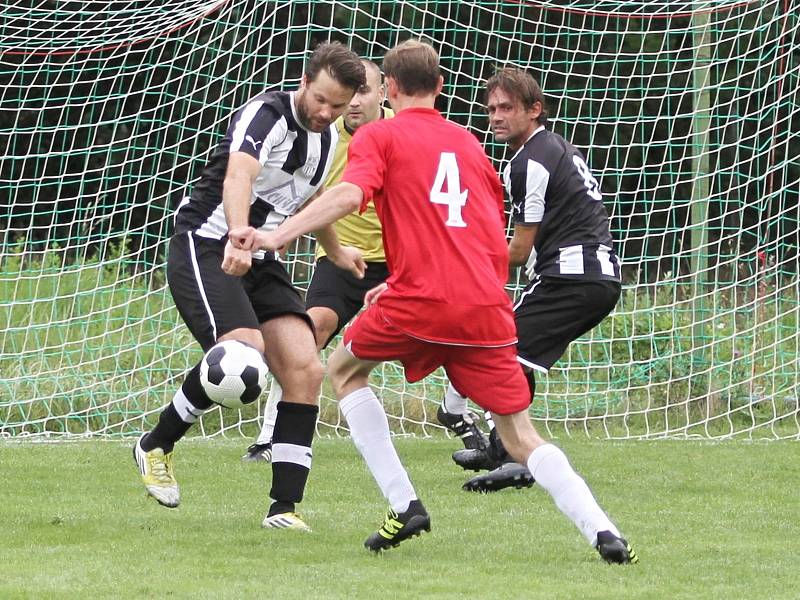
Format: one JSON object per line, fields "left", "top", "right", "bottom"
{"left": 230, "top": 100, "right": 266, "bottom": 153}
{"left": 524, "top": 159, "right": 548, "bottom": 222}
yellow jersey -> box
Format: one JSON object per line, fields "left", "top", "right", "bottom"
{"left": 316, "top": 107, "right": 394, "bottom": 262}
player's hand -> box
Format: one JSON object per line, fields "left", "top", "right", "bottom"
{"left": 221, "top": 240, "right": 252, "bottom": 276}
{"left": 329, "top": 246, "right": 366, "bottom": 279}
{"left": 228, "top": 226, "right": 257, "bottom": 251}
{"left": 364, "top": 283, "right": 388, "bottom": 307}
{"left": 230, "top": 227, "right": 281, "bottom": 253}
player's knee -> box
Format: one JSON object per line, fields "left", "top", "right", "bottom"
{"left": 327, "top": 347, "right": 360, "bottom": 398}
{"left": 218, "top": 328, "right": 265, "bottom": 355}
{"left": 309, "top": 307, "right": 339, "bottom": 350}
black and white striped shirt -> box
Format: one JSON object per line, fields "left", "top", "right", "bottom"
{"left": 504, "top": 126, "right": 621, "bottom": 281}
{"left": 175, "top": 91, "right": 337, "bottom": 255}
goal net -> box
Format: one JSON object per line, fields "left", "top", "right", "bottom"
{"left": 1, "top": 0, "right": 798, "bottom": 440}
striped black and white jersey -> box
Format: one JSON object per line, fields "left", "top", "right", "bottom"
{"left": 504, "top": 125, "right": 621, "bottom": 281}
{"left": 174, "top": 91, "right": 337, "bottom": 256}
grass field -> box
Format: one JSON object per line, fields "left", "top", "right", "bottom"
{"left": 2, "top": 437, "right": 799, "bottom": 599}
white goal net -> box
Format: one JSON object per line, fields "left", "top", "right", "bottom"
{"left": 1, "top": 0, "right": 798, "bottom": 440}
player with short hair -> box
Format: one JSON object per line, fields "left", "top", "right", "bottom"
{"left": 133, "top": 41, "right": 366, "bottom": 532}
{"left": 243, "top": 59, "right": 488, "bottom": 462}
{"left": 231, "top": 40, "right": 637, "bottom": 563}
{"left": 242, "top": 59, "right": 424, "bottom": 462}
{"left": 446, "top": 67, "right": 623, "bottom": 493}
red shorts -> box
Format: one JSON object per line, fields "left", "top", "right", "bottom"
{"left": 343, "top": 305, "right": 531, "bottom": 415}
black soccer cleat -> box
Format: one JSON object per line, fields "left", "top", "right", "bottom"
{"left": 452, "top": 447, "right": 503, "bottom": 472}
{"left": 436, "top": 405, "right": 490, "bottom": 451}
{"left": 241, "top": 442, "right": 272, "bottom": 463}
{"left": 462, "top": 461, "right": 534, "bottom": 493}
{"left": 364, "top": 499, "right": 431, "bottom": 552}
{"left": 596, "top": 530, "right": 639, "bottom": 564}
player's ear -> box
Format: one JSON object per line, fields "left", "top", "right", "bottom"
{"left": 386, "top": 76, "right": 399, "bottom": 98}
{"left": 435, "top": 75, "right": 444, "bottom": 96}
{"left": 530, "top": 101, "right": 542, "bottom": 123}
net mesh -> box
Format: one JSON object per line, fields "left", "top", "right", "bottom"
{"left": 1, "top": 0, "right": 798, "bottom": 439}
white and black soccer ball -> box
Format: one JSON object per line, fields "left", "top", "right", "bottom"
{"left": 199, "top": 340, "right": 268, "bottom": 409}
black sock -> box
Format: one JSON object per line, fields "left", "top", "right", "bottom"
{"left": 488, "top": 426, "right": 511, "bottom": 463}
{"left": 268, "top": 401, "right": 318, "bottom": 516}
{"left": 142, "top": 363, "right": 213, "bottom": 453}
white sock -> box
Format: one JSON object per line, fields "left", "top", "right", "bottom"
{"left": 255, "top": 379, "right": 282, "bottom": 445}
{"left": 442, "top": 383, "right": 468, "bottom": 415}
{"left": 527, "top": 444, "right": 620, "bottom": 546}
{"left": 340, "top": 387, "right": 417, "bottom": 513}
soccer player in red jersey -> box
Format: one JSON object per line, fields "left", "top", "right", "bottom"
{"left": 230, "top": 40, "right": 637, "bottom": 564}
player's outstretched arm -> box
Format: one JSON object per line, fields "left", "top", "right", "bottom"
{"left": 315, "top": 225, "right": 367, "bottom": 279}
{"left": 229, "top": 182, "right": 364, "bottom": 252}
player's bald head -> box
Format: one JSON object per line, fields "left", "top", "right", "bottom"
{"left": 362, "top": 59, "right": 382, "bottom": 87}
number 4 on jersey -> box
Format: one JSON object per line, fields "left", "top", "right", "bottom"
{"left": 430, "top": 152, "right": 468, "bottom": 227}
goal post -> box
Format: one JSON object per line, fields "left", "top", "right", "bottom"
{"left": 1, "top": 0, "right": 798, "bottom": 440}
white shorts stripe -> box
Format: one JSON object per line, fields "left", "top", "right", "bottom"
{"left": 187, "top": 231, "right": 217, "bottom": 341}
{"left": 513, "top": 277, "right": 542, "bottom": 311}
{"left": 272, "top": 442, "right": 313, "bottom": 469}
{"left": 517, "top": 355, "right": 549, "bottom": 374}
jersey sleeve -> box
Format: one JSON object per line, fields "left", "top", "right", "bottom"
{"left": 228, "top": 101, "right": 286, "bottom": 164}
{"left": 508, "top": 156, "right": 548, "bottom": 225}
{"left": 340, "top": 124, "right": 387, "bottom": 213}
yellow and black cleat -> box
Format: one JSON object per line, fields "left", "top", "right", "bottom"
{"left": 596, "top": 530, "right": 639, "bottom": 564}
{"left": 364, "top": 500, "right": 431, "bottom": 552}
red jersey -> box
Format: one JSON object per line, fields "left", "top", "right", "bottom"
{"left": 340, "top": 107, "right": 516, "bottom": 347}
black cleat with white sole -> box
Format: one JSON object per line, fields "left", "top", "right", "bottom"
{"left": 241, "top": 442, "right": 272, "bottom": 463}
{"left": 452, "top": 447, "right": 503, "bottom": 472}
{"left": 436, "top": 406, "right": 489, "bottom": 451}
{"left": 462, "top": 461, "right": 534, "bottom": 492}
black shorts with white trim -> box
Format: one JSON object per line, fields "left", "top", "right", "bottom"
{"left": 167, "top": 232, "right": 312, "bottom": 351}
{"left": 305, "top": 257, "right": 389, "bottom": 347}
{"left": 513, "top": 276, "right": 621, "bottom": 373}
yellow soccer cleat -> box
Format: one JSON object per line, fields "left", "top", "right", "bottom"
{"left": 133, "top": 435, "right": 180, "bottom": 508}
{"left": 262, "top": 512, "right": 312, "bottom": 532}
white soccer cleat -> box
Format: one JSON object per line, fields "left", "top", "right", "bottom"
{"left": 133, "top": 435, "right": 180, "bottom": 508}
{"left": 262, "top": 512, "right": 312, "bottom": 532}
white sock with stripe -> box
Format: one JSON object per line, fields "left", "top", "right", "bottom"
{"left": 340, "top": 387, "right": 417, "bottom": 513}
{"left": 256, "top": 379, "right": 282, "bottom": 445}
{"left": 527, "top": 443, "right": 620, "bottom": 547}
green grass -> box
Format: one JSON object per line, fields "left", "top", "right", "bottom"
{"left": 2, "top": 437, "right": 799, "bottom": 599}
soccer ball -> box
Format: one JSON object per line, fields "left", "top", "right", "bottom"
{"left": 199, "top": 340, "right": 268, "bottom": 409}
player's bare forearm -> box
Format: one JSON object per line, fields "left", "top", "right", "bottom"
{"left": 314, "top": 225, "right": 366, "bottom": 279}
{"left": 313, "top": 224, "right": 344, "bottom": 258}
{"left": 508, "top": 223, "right": 538, "bottom": 267}
{"left": 223, "top": 152, "right": 261, "bottom": 230}
{"left": 268, "top": 183, "right": 363, "bottom": 249}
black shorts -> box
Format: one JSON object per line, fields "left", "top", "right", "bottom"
{"left": 305, "top": 257, "right": 390, "bottom": 347}
{"left": 513, "top": 277, "right": 621, "bottom": 373}
{"left": 167, "top": 232, "right": 312, "bottom": 352}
